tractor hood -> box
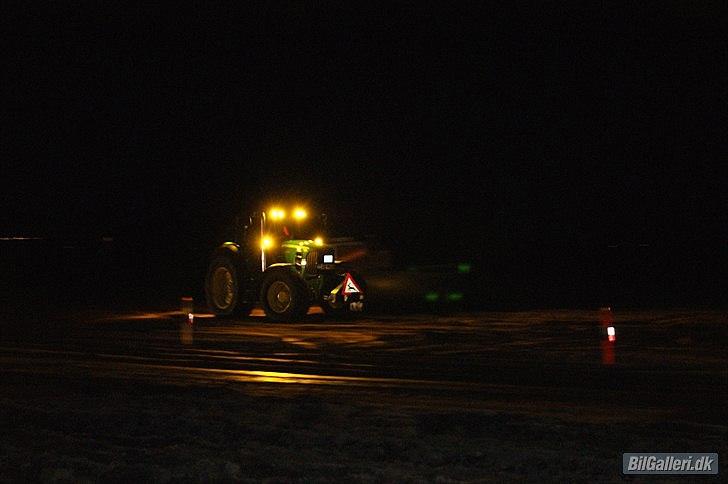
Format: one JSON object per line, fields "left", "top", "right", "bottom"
{"left": 279, "top": 239, "right": 335, "bottom": 272}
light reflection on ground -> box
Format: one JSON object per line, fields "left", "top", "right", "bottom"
{"left": 2, "top": 310, "right": 726, "bottom": 425}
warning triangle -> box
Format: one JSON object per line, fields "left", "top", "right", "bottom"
{"left": 342, "top": 273, "right": 362, "bottom": 295}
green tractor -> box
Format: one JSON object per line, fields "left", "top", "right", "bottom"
{"left": 204, "top": 205, "right": 365, "bottom": 321}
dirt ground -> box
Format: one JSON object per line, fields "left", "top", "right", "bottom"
{"left": 1, "top": 309, "right": 726, "bottom": 482}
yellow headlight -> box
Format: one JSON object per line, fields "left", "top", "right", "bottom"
{"left": 269, "top": 208, "right": 285, "bottom": 221}
{"left": 260, "top": 236, "right": 274, "bottom": 250}
{"left": 293, "top": 207, "right": 307, "bottom": 221}
{"left": 314, "top": 236, "right": 324, "bottom": 246}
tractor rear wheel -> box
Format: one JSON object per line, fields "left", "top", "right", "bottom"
{"left": 205, "top": 256, "right": 249, "bottom": 317}
{"left": 260, "top": 271, "right": 309, "bottom": 322}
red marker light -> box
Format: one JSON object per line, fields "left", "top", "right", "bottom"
{"left": 607, "top": 326, "right": 615, "bottom": 342}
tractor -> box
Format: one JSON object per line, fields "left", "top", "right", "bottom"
{"left": 204, "top": 205, "right": 365, "bottom": 321}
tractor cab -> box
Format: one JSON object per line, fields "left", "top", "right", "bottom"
{"left": 254, "top": 206, "right": 332, "bottom": 271}
{"left": 264, "top": 206, "right": 322, "bottom": 241}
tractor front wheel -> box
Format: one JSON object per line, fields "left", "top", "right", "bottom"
{"left": 260, "top": 271, "right": 309, "bottom": 322}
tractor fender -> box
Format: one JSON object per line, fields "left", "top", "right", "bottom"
{"left": 264, "top": 262, "right": 301, "bottom": 277}
{"left": 210, "top": 242, "right": 244, "bottom": 266}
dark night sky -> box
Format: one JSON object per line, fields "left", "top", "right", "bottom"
{"left": 2, "top": 2, "right": 725, "bottom": 264}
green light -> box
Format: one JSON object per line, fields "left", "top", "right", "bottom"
{"left": 447, "top": 292, "right": 464, "bottom": 302}
{"left": 457, "top": 263, "right": 471, "bottom": 274}
{"left": 425, "top": 292, "right": 439, "bottom": 302}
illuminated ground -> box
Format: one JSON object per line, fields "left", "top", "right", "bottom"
{"left": 1, "top": 310, "right": 726, "bottom": 481}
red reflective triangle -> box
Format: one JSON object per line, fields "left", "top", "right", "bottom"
{"left": 342, "top": 273, "right": 363, "bottom": 295}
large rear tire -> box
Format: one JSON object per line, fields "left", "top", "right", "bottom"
{"left": 260, "top": 270, "right": 309, "bottom": 322}
{"left": 205, "top": 256, "right": 249, "bottom": 317}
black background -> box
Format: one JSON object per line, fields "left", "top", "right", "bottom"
{"left": 1, "top": 2, "right": 725, "bottom": 308}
